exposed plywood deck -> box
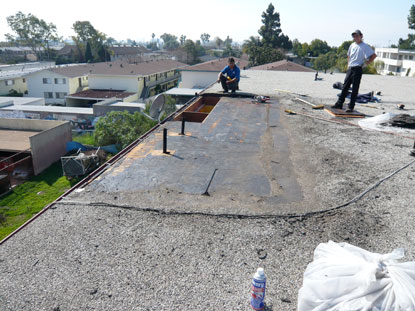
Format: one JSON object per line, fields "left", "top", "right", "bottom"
{"left": 0, "top": 129, "right": 39, "bottom": 152}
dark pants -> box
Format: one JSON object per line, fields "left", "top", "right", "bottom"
{"left": 220, "top": 75, "right": 238, "bottom": 92}
{"left": 338, "top": 66, "right": 362, "bottom": 109}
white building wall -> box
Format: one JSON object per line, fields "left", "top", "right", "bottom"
{"left": 179, "top": 71, "right": 218, "bottom": 88}
{"left": 88, "top": 75, "right": 139, "bottom": 92}
{"left": 375, "top": 48, "right": 415, "bottom": 76}
{"left": 26, "top": 70, "right": 71, "bottom": 105}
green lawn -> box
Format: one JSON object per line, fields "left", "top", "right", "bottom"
{"left": 72, "top": 132, "right": 96, "bottom": 146}
{"left": 0, "top": 162, "right": 80, "bottom": 241}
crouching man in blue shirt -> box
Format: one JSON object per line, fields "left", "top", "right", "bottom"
{"left": 217, "top": 57, "right": 240, "bottom": 93}
{"left": 332, "top": 30, "right": 376, "bottom": 112}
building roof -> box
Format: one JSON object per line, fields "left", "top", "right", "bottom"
{"left": 87, "top": 59, "right": 187, "bottom": 76}
{"left": 57, "top": 44, "right": 77, "bottom": 56}
{"left": 2, "top": 70, "right": 415, "bottom": 310}
{"left": 67, "top": 89, "right": 136, "bottom": 100}
{"left": 110, "top": 46, "right": 150, "bottom": 55}
{"left": 164, "top": 87, "right": 204, "bottom": 96}
{"left": 0, "top": 129, "right": 39, "bottom": 152}
{"left": 48, "top": 64, "right": 97, "bottom": 78}
{"left": 0, "top": 62, "right": 55, "bottom": 80}
{"left": 180, "top": 57, "right": 249, "bottom": 72}
{"left": 249, "top": 59, "right": 315, "bottom": 72}
{"left": 0, "top": 97, "right": 44, "bottom": 107}
{"left": 0, "top": 104, "right": 93, "bottom": 115}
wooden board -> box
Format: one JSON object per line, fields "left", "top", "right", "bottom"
{"left": 324, "top": 107, "right": 365, "bottom": 118}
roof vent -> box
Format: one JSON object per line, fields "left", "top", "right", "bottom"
{"left": 120, "top": 64, "right": 123, "bottom": 67}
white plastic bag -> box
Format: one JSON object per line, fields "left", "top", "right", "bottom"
{"left": 298, "top": 241, "right": 415, "bottom": 311}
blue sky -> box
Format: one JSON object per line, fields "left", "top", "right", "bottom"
{"left": 0, "top": 0, "right": 414, "bottom": 47}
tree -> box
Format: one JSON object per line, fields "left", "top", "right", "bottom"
{"left": 313, "top": 51, "right": 337, "bottom": 71}
{"left": 106, "top": 37, "right": 116, "bottom": 46}
{"left": 292, "top": 39, "right": 310, "bottom": 58}
{"left": 94, "top": 111, "right": 157, "bottom": 149}
{"left": 258, "top": 3, "right": 292, "bottom": 49}
{"left": 335, "top": 50, "right": 348, "bottom": 72}
{"left": 160, "top": 33, "right": 179, "bottom": 50}
{"left": 72, "top": 21, "right": 110, "bottom": 62}
{"left": 337, "top": 40, "right": 353, "bottom": 54}
{"left": 215, "top": 36, "right": 223, "bottom": 48}
{"left": 243, "top": 36, "right": 284, "bottom": 66}
{"left": 5, "top": 11, "right": 59, "bottom": 60}
{"left": 308, "top": 39, "right": 331, "bottom": 57}
{"left": 399, "top": 34, "right": 415, "bottom": 50}
{"left": 398, "top": 5, "right": 415, "bottom": 50}
{"left": 200, "top": 33, "right": 210, "bottom": 45}
{"left": 183, "top": 39, "right": 197, "bottom": 64}
{"left": 180, "top": 35, "right": 186, "bottom": 46}
{"left": 224, "top": 35, "right": 233, "bottom": 46}
{"left": 408, "top": 4, "right": 415, "bottom": 30}
{"left": 85, "top": 41, "right": 93, "bottom": 62}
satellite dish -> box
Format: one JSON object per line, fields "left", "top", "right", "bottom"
{"left": 149, "top": 94, "right": 165, "bottom": 120}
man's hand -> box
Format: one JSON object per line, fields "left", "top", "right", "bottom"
{"left": 366, "top": 53, "right": 377, "bottom": 66}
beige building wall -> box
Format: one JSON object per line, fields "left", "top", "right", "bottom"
{"left": 30, "top": 122, "right": 72, "bottom": 175}
{"left": 0, "top": 118, "right": 72, "bottom": 175}
{"left": 0, "top": 77, "right": 28, "bottom": 95}
{"left": 27, "top": 70, "right": 88, "bottom": 105}
{"left": 88, "top": 75, "right": 139, "bottom": 92}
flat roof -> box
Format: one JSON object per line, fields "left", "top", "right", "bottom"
{"left": 1, "top": 105, "right": 93, "bottom": 115}
{"left": 164, "top": 87, "right": 204, "bottom": 96}
{"left": 67, "top": 89, "right": 136, "bottom": 100}
{"left": 108, "top": 102, "right": 144, "bottom": 108}
{"left": 0, "top": 129, "right": 38, "bottom": 152}
{"left": 2, "top": 71, "right": 415, "bottom": 309}
{"left": 0, "top": 97, "right": 44, "bottom": 106}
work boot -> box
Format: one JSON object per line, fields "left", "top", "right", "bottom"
{"left": 345, "top": 105, "right": 354, "bottom": 113}
{"left": 331, "top": 102, "right": 343, "bottom": 109}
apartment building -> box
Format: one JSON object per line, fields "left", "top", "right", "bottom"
{"left": 375, "top": 47, "right": 415, "bottom": 76}
{"left": 26, "top": 64, "right": 92, "bottom": 105}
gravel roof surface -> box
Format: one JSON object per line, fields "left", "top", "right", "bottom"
{"left": 1, "top": 71, "right": 415, "bottom": 311}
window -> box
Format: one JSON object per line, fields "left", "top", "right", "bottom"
{"left": 410, "top": 56, "right": 414, "bottom": 60}
{"left": 5, "top": 79, "right": 14, "bottom": 86}
{"left": 78, "top": 77, "right": 82, "bottom": 87}
{"left": 44, "top": 92, "right": 53, "bottom": 98}
{"left": 399, "top": 55, "right": 403, "bottom": 60}
{"left": 22, "top": 78, "right": 26, "bottom": 83}
{"left": 43, "top": 78, "right": 52, "bottom": 84}
{"left": 405, "top": 55, "right": 409, "bottom": 60}
{"left": 54, "top": 78, "right": 66, "bottom": 84}
{"left": 55, "top": 92, "right": 67, "bottom": 99}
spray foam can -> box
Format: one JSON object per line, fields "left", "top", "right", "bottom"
{"left": 250, "top": 267, "right": 266, "bottom": 310}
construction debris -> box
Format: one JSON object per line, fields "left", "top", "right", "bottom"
{"left": 381, "top": 114, "right": 415, "bottom": 129}
{"left": 294, "top": 97, "right": 324, "bottom": 109}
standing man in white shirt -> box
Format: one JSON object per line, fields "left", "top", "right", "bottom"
{"left": 332, "top": 30, "right": 377, "bottom": 112}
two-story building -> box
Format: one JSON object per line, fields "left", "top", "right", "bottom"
{"left": 65, "top": 59, "right": 187, "bottom": 106}
{"left": 375, "top": 47, "right": 415, "bottom": 76}
{"left": 0, "top": 62, "right": 55, "bottom": 96}
{"left": 26, "top": 64, "right": 92, "bottom": 105}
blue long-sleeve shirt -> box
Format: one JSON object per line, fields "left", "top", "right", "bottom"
{"left": 221, "top": 65, "right": 240, "bottom": 81}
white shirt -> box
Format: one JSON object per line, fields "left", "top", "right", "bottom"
{"left": 348, "top": 42, "right": 374, "bottom": 67}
